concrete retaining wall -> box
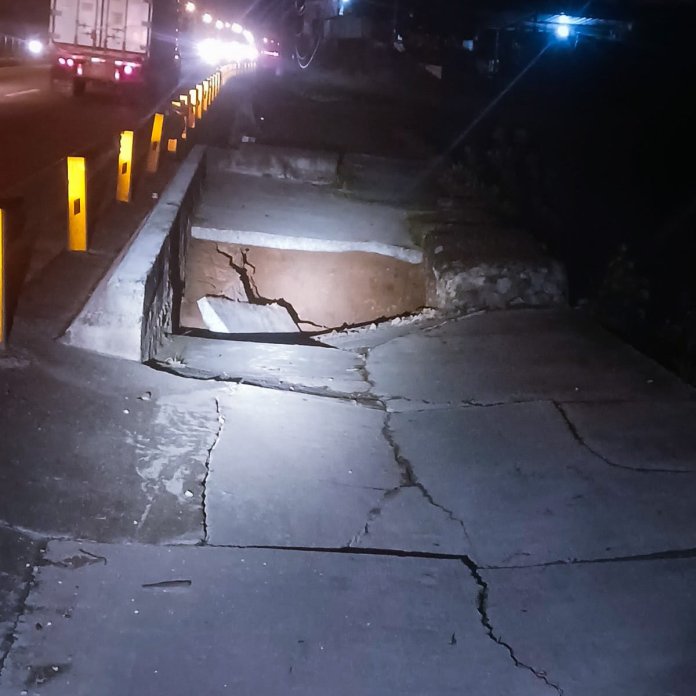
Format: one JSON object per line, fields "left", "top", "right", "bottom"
{"left": 424, "top": 226, "right": 568, "bottom": 312}
{"left": 62, "top": 147, "right": 206, "bottom": 361}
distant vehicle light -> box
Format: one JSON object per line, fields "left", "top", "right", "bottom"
{"left": 202, "top": 13, "right": 213, "bottom": 24}
{"left": 215, "top": 20, "right": 224, "bottom": 30}
{"left": 231, "top": 23, "right": 243, "bottom": 34}
{"left": 263, "top": 37, "right": 268, "bottom": 44}
{"left": 198, "top": 38, "right": 223, "bottom": 65}
{"left": 555, "top": 24, "right": 570, "bottom": 39}
{"left": 124, "top": 64, "right": 134, "bottom": 75}
{"left": 27, "top": 39, "right": 43, "bottom": 56}
{"left": 185, "top": 1, "right": 196, "bottom": 13}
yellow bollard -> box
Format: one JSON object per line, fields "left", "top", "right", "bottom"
{"left": 116, "top": 130, "right": 134, "bottom": 203}
{"left": 0, "top": 208, "right": 5, "bottom": 346}
{"left": 67, "top": 156, "right": 88, "bottom": 252}
{"left": 146, "top": 113, "right": 165, "bottom": 174}
{"left": 188, "top": 88, "right": 197, "bottom": 128}
{"left": 202, "top": 80, "right": 209, "bottom": 111}
{"left": 196, "top": 84, "right": 203, "bottom": 120}
{"left": 167, "top": 138, "right": 178, "bottom": 155}
{"left": 179, "top": 94, "right": 189, "bottom": 140}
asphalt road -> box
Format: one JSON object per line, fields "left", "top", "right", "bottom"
{"left": 0, "top": 62, "right": 206, "bottom": 195}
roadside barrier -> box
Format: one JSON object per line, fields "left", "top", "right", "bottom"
{"left": 0, "top": 60, "right": 254, "bottom": 344}
{"left": 146, "top": 113, "right": 165, "bottom": 175}
{"left": 67, "top": 156, "right": 88, "bottom": 251}
{"left": 116, "top": 130, "right": 135, "bottom": 203}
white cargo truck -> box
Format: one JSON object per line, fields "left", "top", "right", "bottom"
{"left": 49, "top": 0, "right": 180, "bottom": 95}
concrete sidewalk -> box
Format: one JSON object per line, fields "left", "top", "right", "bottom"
{"left": 1, "top": 61, "right": 696, "bottom": 696}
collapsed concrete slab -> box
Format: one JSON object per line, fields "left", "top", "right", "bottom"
{"left": 182, "top": 237, "right": 425, "bottom": 331}
{"left": 62, "top": 147, "right": 206, "bottom": 361}
{"left": 197, "top": 296, "right": 300, "bottom": 334}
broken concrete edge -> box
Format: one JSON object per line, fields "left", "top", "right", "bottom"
{"left": 60, "top": 146, "right": 207, "bottom": 362}
{"left": 191, "top": 226, "right": 424, "bottom": 265}
{"left": 422, "top": 228, "right": 569, "bottom": 312}
{"left": 222, "top": 142, "right": 340, "bottom": 185}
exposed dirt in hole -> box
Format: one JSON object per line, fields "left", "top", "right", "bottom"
{"left": 180, "top": 238, "right": 426, "bottom": 333}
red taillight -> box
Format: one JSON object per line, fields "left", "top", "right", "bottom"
{"left": 124, "top": 64, "right": 133, "bottom": 76}
{"left": 114, "top": 70, "right": 121, "bottom": 81}
{"left": 66, "top": 58, "right": 74, "bottom": 67}
{"left": 76, "top": 64, "right": 83, "bottom": 76}
{"left": 58, "top": 57, "right": 66, "bottom": 65}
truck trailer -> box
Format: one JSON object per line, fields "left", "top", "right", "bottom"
{"left": 49, "top": 0, "right": 181, "bottom": 96}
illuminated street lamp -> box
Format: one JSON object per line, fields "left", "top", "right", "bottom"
{"left": 185, "top": 1, "right": 196, "bottom": 13}
{"left": 202, "top": 12, "right": 213, "bottom": 24}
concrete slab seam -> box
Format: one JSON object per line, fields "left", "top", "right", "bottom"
{"left": 149, "top": 359, "right": 382, "bottom": 406}
{"left": 554, "top": 401, "right": 696, "bottom": 475}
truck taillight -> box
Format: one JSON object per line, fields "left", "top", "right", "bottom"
{"left": 66, "top": 58, "right": 74, "bottom": 67}
{"left": 76, "top": 65, "right": 83, "bottom": 76}
{"left": 124, "top": 64, "right": 133, "bottom": 76}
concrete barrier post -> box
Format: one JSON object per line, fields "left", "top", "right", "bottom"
{"left": 67, "top": 156, "right": 88, "bottom": 251}
{"left": 146, "top": 113, "right": 165, "bottom": 174}
{"left": 188, "top": 89, "right": 197, "bottom": 129}
{"left": 116, "top": 130, "right": 134, "bottom": 203}
{"left": 196, "top": 84, "right": 203, "bottom": 120}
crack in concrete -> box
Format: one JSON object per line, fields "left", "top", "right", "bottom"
{"left": 149, "top": 358, "right": 382, "bottom": 407}
{"left": 480, "top": 546, "right": 696, "bottom": 570}
{"left": 0, "top": 540, "right": 46, "bottom": 678}
{"left": 461, "top": 557, "right": 564, "bottom": 695}
{"left": 347, "top": 408, "right": 473, "bottom": 549}
{"left": 383, "top": 411, "right": 472, "bottom": 542}
{"left": 216, "top": 246, "right": 328, "bottom": 331}
{"left": 554, "top": 401, "right": 696, "bottom": 475}
{"left": 201, "top": 397, "right": 225, "bottom": 544}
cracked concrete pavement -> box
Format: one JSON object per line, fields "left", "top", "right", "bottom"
{"left": 2, "top": 64, "right": 696, "bottom": 694}
{"left": 2, "top": 306, "right": 696, "bottom": 694}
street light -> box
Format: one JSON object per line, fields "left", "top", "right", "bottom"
{"left": 202, "top": 13, "right": 213, "bottom": 24}
{"left": 185, "top": 1, "right": 196, "bottom": 13}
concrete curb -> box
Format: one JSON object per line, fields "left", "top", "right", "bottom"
{"left": 191, "top": 226, "right": 424, "bottom": 264}
{"left": 61, "top": 147, "right": 207, "bottom": 361}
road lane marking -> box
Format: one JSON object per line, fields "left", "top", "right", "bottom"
{"left": 3, "top": 88, "right": 40, "bottom": 98}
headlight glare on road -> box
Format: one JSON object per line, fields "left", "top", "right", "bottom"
{"left": 27, "top": 39, "right": 44, "bottom": 56}
{"left": 198, "top": 38, "right": 223, "bottom": 65}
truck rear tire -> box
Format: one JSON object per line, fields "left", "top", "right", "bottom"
{"left": 72, "top": 77, "right": 86, "bottom": 97}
